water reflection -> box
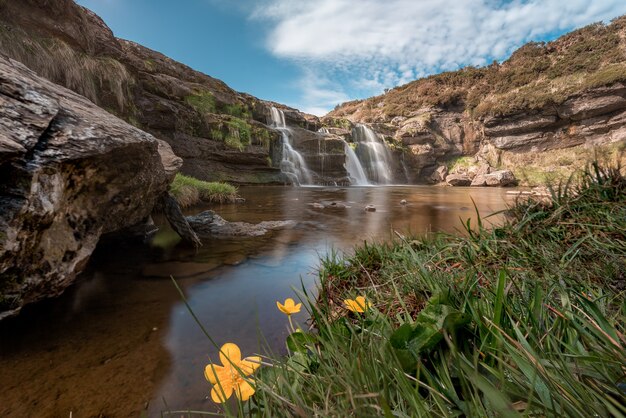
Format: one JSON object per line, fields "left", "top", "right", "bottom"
{"left": 0, "top": 186, "right": 513, "bottom": 417}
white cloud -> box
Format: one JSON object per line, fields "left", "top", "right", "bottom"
{"left": 251, "top": 0, "right": 626, "bottom": 114}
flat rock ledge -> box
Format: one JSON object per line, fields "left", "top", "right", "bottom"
{"left": 186, "top": 211, "right": 296, "bottom": 238}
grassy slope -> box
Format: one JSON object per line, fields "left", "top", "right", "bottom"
{"left": 251, "top": 164, "right": 626, "bottom": 417}
{"left": 329, "top": 16, "right": 626, "bottom": 122}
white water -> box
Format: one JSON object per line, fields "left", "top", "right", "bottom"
{"left": 342, "top": 140, "right": 369, "bottom": 185}
{"left": 318, "top": 127, "right": 369, "bottom": 185}
{"left": 352, "top": 124, "right": 394, "bottom": 184}
{"left": 270, "top": 107, "right": 313, "bottom": 185}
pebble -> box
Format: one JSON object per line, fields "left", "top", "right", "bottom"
{"left": 364, "top": 205, "right": 376, "bottom": 212}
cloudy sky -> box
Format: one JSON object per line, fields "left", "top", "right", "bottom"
{"left": 77, "top": 0, "right": 626, "bottom": 115}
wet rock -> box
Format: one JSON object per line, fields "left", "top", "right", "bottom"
{"left": 0, "top": 56, "right": 178, "bottom": 319}
{"left": 186, "top": 210, "right": 295, "bottom": 238}
{"left": 326, "top": 202, "right": 348, "bottom": 209}
{"left": 364, "top": 205, "right": 376, "bottom": 212}
{"left": 309, "top": 203, "right": 325, "bottom": 209}
{"left": 445, "top": 174, "right": 472, "bottom": 186}
{"left": 400, "top": 199, "right": 407, "bottom": 205}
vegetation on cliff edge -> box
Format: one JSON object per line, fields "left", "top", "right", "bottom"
{"left": 329, "top": 16, "right": 626, "bottom": 121}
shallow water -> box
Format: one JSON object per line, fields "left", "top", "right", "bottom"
{"left": 0, "top": 185, "right": 515, "bottom": 417}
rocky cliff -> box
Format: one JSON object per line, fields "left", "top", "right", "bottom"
{"left": 0, "top": 55, "right": 181, "bottom": 318}
{"left": 0, "top": 0, "right": 328, "bottom": 185}
{"left": 326, "top": 17, "right": 626, "bottom": 185}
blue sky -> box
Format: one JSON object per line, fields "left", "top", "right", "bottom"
{"left": 77, "top": 0, "right": 626, "bottom": 115}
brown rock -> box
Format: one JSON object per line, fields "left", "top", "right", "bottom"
{"left": 446, "top": 174, "right": 472, "bottom": 186}
{"left": 472, "top": 170, "right": 517, "bottom": 187}
{"left": 430, "top": 165, "right": 448, "bottom": 182}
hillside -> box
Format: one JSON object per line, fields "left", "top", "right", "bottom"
{"left": 326, "top": 16, "right": 626, "bottom": 184}
{"left": 0, "top": 0, "right": 320, "bottom": 184}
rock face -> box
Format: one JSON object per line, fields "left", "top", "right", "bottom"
{"left": 0, "top": 0, "right": 325, "bottom": 185}
{"left": 325, "top": 17, "right": 626, "bottom": 185}
{"left": 289, "top": 128, "right": 351, "bottom": 185}
{"left": 0, "top": 56, "right": 180, "bottom": 318}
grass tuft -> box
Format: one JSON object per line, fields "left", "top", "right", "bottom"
{"left": 250, "top": 162, "right": 626, "bottom": 417}
{"left": 169, "top": 173, "right": 238, "bottom": 208}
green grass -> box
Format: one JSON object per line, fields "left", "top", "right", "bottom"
{"left": 185, "top": 90, "right": 217, "bottom": 114}
{"left": 224, "top": 118, "right": 252, "bottom": 151}
{"left": 446, "top": 155, "right": 476, "bottom": 172}
{"left": 245, "top": 163, "right": 626, "bottom": 417}
{"left": 222, "top": 103, "right": 251, "bottom": 119}
{"left": 169, "top": 173, "right": 238, "bottom": 208}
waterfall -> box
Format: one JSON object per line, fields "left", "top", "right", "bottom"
{"left": 319, "top": 126, "right": 369, "bottom": 185}
{"left": 269, "top": 107, "right": 313, "bottom": 185}
{"left": 352, "top": 124, "right": 394, "bottom": 184}
{"left": 342, "top": 140, "right": 369, "bottom": 185}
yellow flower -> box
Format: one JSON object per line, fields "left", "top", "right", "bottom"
{"left": 344, "top": 296, "right": 369, "bottom": 313}
{"left": 204, "top": 343, "right": 261, "bottom": 403}
{"left": 276, "top": 298, "right": 302, "bottom": 315}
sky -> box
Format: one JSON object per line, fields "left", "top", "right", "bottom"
{"left": 76, "top": 0, "right": 626, "bottom": 116}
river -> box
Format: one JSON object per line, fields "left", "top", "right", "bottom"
{"left": 0, "top": 185, "right": 515, "bottom": 417}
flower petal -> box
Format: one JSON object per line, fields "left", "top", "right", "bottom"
{"left": 344, "top": 298, "right": 364, "bottom": 313}
{"left": 294, "top": 303, "right": 302, "bottom": 313}
{"left": 277, "top": 301, "right": 288, "bottom": 314}
{"left": 284, "top": 298, "right": 295, "bottom": 308}
{"left": 235, "top": 379, "right": 255, "bottom": 401}
{"left": 355, "top": 296, "right": 368, "bottom": 310}
{"left": 240, "top": 356, "right": 262, "bottom": 375}
{"left": 219, "top": 343, "right": 242, "bottom": 366}
{"left": 211, "top": 383, "right": 233, "bottom": 403}
{"left": 204, "top": 363, "right": 228, "bottom": 384}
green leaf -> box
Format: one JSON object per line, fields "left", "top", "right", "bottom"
{"left": 286, "top": 331, "right": 317, "bottom": 352}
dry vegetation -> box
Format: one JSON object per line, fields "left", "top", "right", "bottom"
{"left": 0, "top": 25, "right": 134, "bottom": 111}
{"left": 329, "top": 16, "right": 626, "bottom": 122}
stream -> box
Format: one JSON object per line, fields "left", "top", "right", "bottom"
{"left": 0, "top": 185, "right": 515, "bottom": 417}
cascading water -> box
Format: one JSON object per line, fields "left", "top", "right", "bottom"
{"left": 352, "top": 124, "right": 394, "bottom": 184}
{"left": 318, "top": 127, "right": 369, "bottom": 185}
{"left": 270, "top": 107, "right": 313, "bottom": 185}
{"left": 342, "top": 140, "right": 369, "bottom": 185}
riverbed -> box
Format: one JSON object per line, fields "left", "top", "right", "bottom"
{"left": 0, "top": 185, "right": 515, "bottom": 417}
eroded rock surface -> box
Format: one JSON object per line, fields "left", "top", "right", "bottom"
{"left": 0, "top": 56, "right": 180, "bottom": 318}
{"left": 186, "top": 211, "right": 296, "bottom": 238}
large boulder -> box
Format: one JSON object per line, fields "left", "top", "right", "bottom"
{"left": 471, "top": 170, "right": 517, "bottom": 187}
{"left": 0, "top": 56, "right": 181, "bottom": 319}
{"left": 430, "top": 165, "right": 448, "bottom": 183}
{"left": 445, "top": 174, "right": 472, "bottom": 186}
